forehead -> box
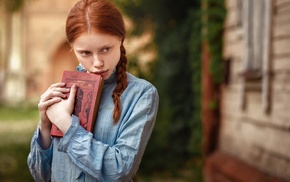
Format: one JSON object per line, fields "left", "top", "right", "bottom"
{"left": 72, "top": 31, "right": 121, "bottom": 48}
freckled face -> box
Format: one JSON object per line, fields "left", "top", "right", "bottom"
{"left": 72, "top": 31, "right": 122, "bottom": 80}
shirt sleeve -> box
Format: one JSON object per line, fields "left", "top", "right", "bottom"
{"left": 57, "top": 86, "right": 159, "bottom": 181}
{"left": 27, "top": 127, "right": 53, "bottom": 182}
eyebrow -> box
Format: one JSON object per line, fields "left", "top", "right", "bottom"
{"left": 99, "top": 43, "right": 113, "bottom": 49}
{"left": 74, "top": 48, "right": 90, "bottom": 53}
{"left": 74, "top": 43, "right": 113, "bottom": 52}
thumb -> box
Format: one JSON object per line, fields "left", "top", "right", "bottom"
{"left": 68, "top": 84, "right": 77, "bottom": 104}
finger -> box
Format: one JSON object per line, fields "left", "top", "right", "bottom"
{"left": 41, "top": 84, "right": 66, "bottom": 99}
{"left": 46, "top": 87, "right": 70, "bottom": 93}
{"left": 48, "top": 82, "right": 66, "bottom": 89}
{"left": 40, "top": 91, "right": 67, "bottom": 102}
{"left": 55, "top": 87, "right": 70, "bottom": 93}
{"left": 40, "top": 86, "right": 70, "bottom": 100}
{"left": 38, "top": 97, "right": 62, "bottom": 110}
{"left": 68, "top": 84, "right": 77, "bottom": 104}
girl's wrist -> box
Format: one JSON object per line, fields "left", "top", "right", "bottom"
{"left": 38, "top": 120, "right": 52, "bottom": 149}
{"left": 54, "top": 114, "right": 72, "bottom": 135}
{"left": 39, "top": 120, "right": 52, "bottom": 131}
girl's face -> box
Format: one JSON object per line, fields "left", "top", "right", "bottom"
{"left": 72, "top": 31, "right": 122, "bottom": 80}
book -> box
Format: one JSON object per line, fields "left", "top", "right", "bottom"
{"left": 50, "top": 71, "right": 104, "bottom": 137}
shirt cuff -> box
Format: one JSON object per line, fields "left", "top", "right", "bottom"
{"left": 57, "top": 115, "right": 81, "bottom": 152}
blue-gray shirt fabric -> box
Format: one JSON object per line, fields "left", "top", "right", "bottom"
{"left": 27, "top": 72, "right": 159, "bottom": 182}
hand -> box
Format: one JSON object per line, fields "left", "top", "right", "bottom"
{"left": 46, "top": 84, "right": 77, "bottom": 134}
{"left": 38, "top": 82, "right": 69, "bottom": 128}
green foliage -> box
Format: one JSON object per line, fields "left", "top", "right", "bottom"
{"left": 0, "top": 105, "right": 37, "bottom": 181}
{"left": 115, "top": 0, "right": 226, "bottom": 179}
{"left": 114, "top": 0, "right": 203, "bottom": 179}
{"left": 187, "top": 9, "right": 203, "bottom": 157}
{"left": 0, "top": 105, "right": 38, "bottom": 121}
{"left": 204, "top": 0, "right": 227, "bottom": 84}
{"left": 0, "top": 144, "right": 34, "bottom": 181}
{"left": 0, "top": 0, "right": 25, "bottom": 12}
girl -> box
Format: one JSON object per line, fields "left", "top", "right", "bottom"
{"left": 27, "top": 0, "right": 159, "bottom": 181}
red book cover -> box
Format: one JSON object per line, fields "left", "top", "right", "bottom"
{"left": 50, "top": 71, "right": 104, "bottom": 137}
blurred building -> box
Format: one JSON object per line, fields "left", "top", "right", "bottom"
{"left": 0, "top": 0, "right": 153, "bottom": 106}
{"left": 205, "top": 0, "right": 290, "bottom": 181}
{"left": 0, "top": 0, "right": 79, "bottom": 105}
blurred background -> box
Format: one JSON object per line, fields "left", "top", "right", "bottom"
{"left": 0, "top": 0, "right": 290, "bottom": 181}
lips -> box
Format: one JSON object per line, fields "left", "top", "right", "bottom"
{"left": 92, "top": 70, "right": 109, "bottom": 76}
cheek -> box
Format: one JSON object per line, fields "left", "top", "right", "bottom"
{"left": 76, "top": 56, "right": 91, "bottom": 68}
{"left": 74, "top": 54, "right": 83, "bottom": 63}
{"left": 109, "top": 51, "right": 121, "bottom": 67}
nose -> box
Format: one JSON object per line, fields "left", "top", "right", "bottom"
{"left": 93, "top": 55, "right": 104, "bottom": 68}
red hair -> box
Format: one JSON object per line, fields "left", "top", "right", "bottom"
{"left": 66, "top": 0, "right": 128, "bottom": 124}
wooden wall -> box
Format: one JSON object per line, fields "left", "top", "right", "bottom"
{"left": 218, "top": 0, "right": 290, "bottom": 180}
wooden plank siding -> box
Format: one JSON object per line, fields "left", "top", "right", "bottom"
{"left": 213, "top": 0, "right": 290, "bottom": 181}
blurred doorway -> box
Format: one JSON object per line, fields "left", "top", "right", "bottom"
{"left": 51, "top": 42, "right": 78, "bottom": 83}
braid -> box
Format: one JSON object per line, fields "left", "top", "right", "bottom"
{"left": 68, "top": 0, "right": 127, "bottom": 124}
{"left": 112, "top": 44, "right": 128, "bottom": 124}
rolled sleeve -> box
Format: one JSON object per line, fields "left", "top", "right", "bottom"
{"left": 27, "top": 127, "right": 53, "bottom": 182}
{"left": 57, "top": 114, "right": 88, "bottom": 152}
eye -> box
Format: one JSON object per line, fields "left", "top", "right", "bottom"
{"left": 80, "top": 51, "right": 91, "bottom": 56}
{"left": 100, "top": 47, "right": 111, "bottom": 54}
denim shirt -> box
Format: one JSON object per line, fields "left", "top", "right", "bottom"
{"left": 27, "top": 72, "right": 159, "bottom": 182}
